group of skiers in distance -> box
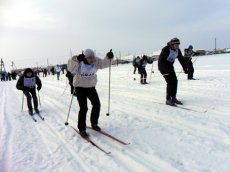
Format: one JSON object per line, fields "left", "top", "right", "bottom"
{"left": 0, "top": 71, "right": 17, "bottom": 81}
{"left": 15, "top": 37, "right": 198, "bottom": 138}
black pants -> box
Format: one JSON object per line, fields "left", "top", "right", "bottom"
{"left": 163, "top": 71, "right": 178, "bottom": 100}
{"left": 57, "top": 72, "right": 60, "bottom": 80}
{"left": 185, "top": 59, "right": 194, "bottom": 79}
{"left": 23, "top": 89, "right": 38, "bottom": 111}
{"left": 75, "top": 87, "right": 101, "bottom": 132}
{"left": 133, "top": 66, "right": 138, "bottom": 74}
{"left": 139, "top": 67, "right": 147, "bottom": 81}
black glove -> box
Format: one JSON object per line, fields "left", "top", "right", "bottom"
{"left": 37, "top": 86, "right": 41, "bottom": 91}
{"left": 107, "top": 49, "right": 114, "bottom": 59}
{"left": 77, "top": 53, "right": 85, "bottom": 61}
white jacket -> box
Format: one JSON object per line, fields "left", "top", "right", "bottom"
{"left": 67, "top": 56, "right": 111, "bottom": 88}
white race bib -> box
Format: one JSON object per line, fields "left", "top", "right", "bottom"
{"left": 80, "top": 62, "right": 97, "bottom": 78}
{"left": 167, "top": 49, "right": 178, "bottom": 62}
{"left": 24, "top": 77, "right": 36, "bottom": 88}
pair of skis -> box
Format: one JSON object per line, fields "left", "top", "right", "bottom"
{"left": 72, "top": 126, "right": 130, "bottom": 154}
{"left": 152, "top": 101, "right": 207, "bottom": 113}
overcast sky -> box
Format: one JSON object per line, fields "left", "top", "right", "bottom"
{"left": 0, "top": 0, "right": 230, "bottom": 70}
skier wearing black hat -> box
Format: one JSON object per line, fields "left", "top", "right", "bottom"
{"left": 138, "top": 55, "right": 153, "bottom": 84}
{"left": 184, "top": 45, "right": 196, "bottom": 80}
{"left": 158, "top": 38, "right": 188, "bottom": 106}
{"left": 67, "top": 49, "right": 114, "bottom": 138}
{"left": 16, "top": 68, "right": 42, "bottom": 115}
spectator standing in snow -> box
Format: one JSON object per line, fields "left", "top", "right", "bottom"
{"left": 8, "top": 72, "right": 12, "bottom": 81}
{"left": 67, "top": 49, "right": 114, "bottom": 137}
{"left": 138, "top": 55, "right": 153, "bottom": 84}
{"left": 133, "top": 56, "right": 140, "bottom": 74}
{"left": 11, "top": 71, "right": 17, "bottom": 80}
{"left": 55, "top": 65, "right": 62, "bottom": 80}
{"left": 158, "top": 38, "right": 187, "bottom": 106}
{"left": 184, "top": 45, "right": 197, "bottom": 80}
{"left": 16, "top": 68, "right": 42, "bottom": 115}
{"left": 43, "top": 68, "right": 48, "bottom": 77}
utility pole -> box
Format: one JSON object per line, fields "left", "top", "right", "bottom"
{"left": 0, "top": 58, "right": 6, "bottom": 72}
{"left": 0, "top": 58, "right": 2, "bottom": 74}
{"left": 11, "top": 61, "right": 17, "bottom": 70}
{"left": 215, "top": 37, "right": 217, "bottom": 54}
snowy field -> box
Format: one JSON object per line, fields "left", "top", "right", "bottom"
{"left": 0, "top": 54, "right": 230, "bottom": 172}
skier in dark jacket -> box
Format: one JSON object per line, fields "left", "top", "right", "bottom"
{"left": 184, "top": 45, "right": 196, "bottom": 80}
{"left": 133, "top": 56, "right": 140, "bottom": 74}
{"left": 158, "top": 38, "right": 188, "bottom": 106}
{"left": 16, "top": 68, "right": 42, "bottom": 115}
{"left": 138, "top": 55, "right": 153, "bottom": 84}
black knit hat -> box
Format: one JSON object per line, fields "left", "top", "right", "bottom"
{"left": 23, "top": 68, "right": 34, "bottom": 76}
{"left": 170, "top": 38, "right": 180, "bottom": 45}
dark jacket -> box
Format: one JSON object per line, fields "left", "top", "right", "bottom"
{"left": 139, "top": 56, "right": 153, "bottom": 69}
{"left": 158, "top": 45, "right": 186, "bottom": 73}
{"left": 16, "top": 68, "right": 42, "bottom": 91}
{"left": 184, "top": 48, "right": 197, "bottom": 59}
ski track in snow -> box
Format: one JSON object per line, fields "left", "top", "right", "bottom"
{"left": 0, "top": 54, "right": 230, "bottom": 172}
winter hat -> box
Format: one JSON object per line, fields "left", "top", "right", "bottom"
{"left": 188, "top": 45, "right": 193, "bottom": 49}
{"left": 83, "top": 49, "right": 95, "bottom": 58}
{"left": 23, "top": 68, "right": 34, "bottom": 76}
{"left": 170, "top": 38, "right": 180, "bottom": 45}
{"left": 24, "top": 68, "right": 33, "bottom": 73}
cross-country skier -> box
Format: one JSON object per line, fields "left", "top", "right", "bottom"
{"left": 55, "top": 65, "right": 62, "bottom": 80}
{"left": 138, "top": 55, "right": 153, "bottom": 84}
{"left": 158, "top": 38, "right": 188, "bottom": 106}
{"left": 184, "top": 45, "right": 196, "bottom": 80}
{"left": 16, "top": 68, "right": 42, "bottom": 115}
{"left": 67, "top": 49, "right": 114, "bottom": 137}
{"left": 133, "top": 56, "right": 140, "bottom": 74}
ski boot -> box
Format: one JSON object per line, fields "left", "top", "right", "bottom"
{"left": 80, "top": 131, "right": 89, "bottom": 138}
{"left": 28, "top": 109, "right": 33, "bottom": 116}
{"left": 166, "top": 98, "right": 176, "bottom": 106}
{"left": 92, "top": 124, "right": 101, "bottom": 131}
{"left": 35, "top": 108, "right": 40, "bottom": 114}
{"left": 172, "top": 97, "right": 183, "bottom": 105}
{"left": 143, "top": 79, "right": 148, "bottom": 84}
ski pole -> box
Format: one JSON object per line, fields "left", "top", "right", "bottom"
{"left": 38, "top": 90, "right": 41, "bottom": 107}
{"left": 21, "top": 93, "right": 24, "bottom": 112}
{"left": 65, "top": 88, "right": 75, "bottom": 125}
{"left": 192, "top": 56, "right": 199, "bottom": 64}
{"left": 61, "top": 49, "right": 73, "bottom": 96}
{"left": 149, "top": 62, "right": 154, "bottom": 83}
{"left": 61, "top": 77, "right": 68, "bottom": 96}
{"left": 106, "top": 59, "right": 112, "bottom": 116}
{"left": 177, "top": 69, "right": 184, "bottom": 77}
{"left": 127, "top": 65, "right": 133, "bottom": 75}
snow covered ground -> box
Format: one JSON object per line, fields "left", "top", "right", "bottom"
{"left": 0, "top": 54, "right": 230, "bottom": 172}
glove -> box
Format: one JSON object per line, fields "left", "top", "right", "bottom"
{"left": 77, "top": 52, "right": 85, "bottom": 61}
{"left": 107, "top": 49, "right": 114, "bottom": 59}
{"left": 37, "top": 86, "right": 41, "bottom": 91}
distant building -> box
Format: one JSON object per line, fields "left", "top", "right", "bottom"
{"left": 195, "top": 50, "right": 206, "bottom": 56}
{"left": 224, "top": 48, "right": 230, "bottom": 53}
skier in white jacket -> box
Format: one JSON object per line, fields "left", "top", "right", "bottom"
{"left": 68, "top": 49, "right": 114, "bottom": 137}
{"left": 55, "top": 65, "right": 62, "bottom": 80}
